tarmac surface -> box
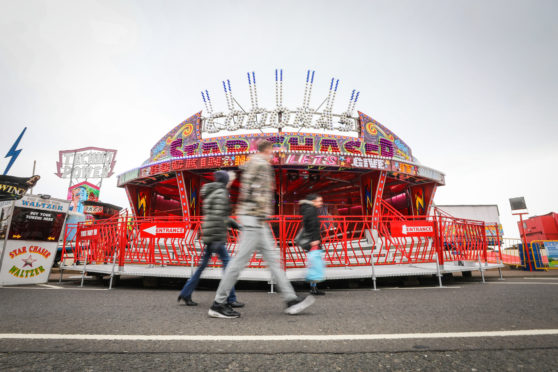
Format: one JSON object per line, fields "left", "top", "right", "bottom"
{"left": 1, "top": 269, "right": 557, "bottom": 371}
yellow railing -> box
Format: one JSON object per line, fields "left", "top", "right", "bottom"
{"left": 528, "top": 240, "right": 558, "bottom": 271}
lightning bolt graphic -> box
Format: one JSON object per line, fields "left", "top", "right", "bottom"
{"left": 365, "top": 188, "right": 373, "bottom": 209}
{"left": 3, "top": 127, "right": 27, "bottom": 175}
{"left": 189, "top": 179, "right": 197, "bottom": 210}
{"left": 415, "top": 190, "right": 425, "bottom": 212}
{"left": 138, "top": 194, "right": 147, "bottom": 216}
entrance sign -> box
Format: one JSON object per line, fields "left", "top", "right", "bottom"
{"left": 0, "top": 195, "right": 70, "bottom": 285}
{"left": 139, "top": 223, "right": 187, "bottom": 239}
{"left": 391, "top": 221, "right": 435, "bottom": 237}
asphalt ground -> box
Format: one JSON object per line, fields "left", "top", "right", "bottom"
{"left": 1, "top": 269, "right": 558, "bottom": 371}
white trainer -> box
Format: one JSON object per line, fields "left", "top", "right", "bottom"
{"left": 284, "top": 295, "right": 316, "bottom": 315}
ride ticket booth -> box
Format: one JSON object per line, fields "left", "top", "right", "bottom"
{"left": 0, "top": 195, "right": 70, "bottom": 285}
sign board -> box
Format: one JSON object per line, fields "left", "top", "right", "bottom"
{"left": 83, "top": 205, "right": 104, "bottom": 214}
{"left": 0, "top": 240, "right": 57, "bottom": 284}
{"left": 79, "top": 227, "right": 99, "bottom": 241}
{"left": 544, "top": 241, "right": 558, "bottom": 268}
{"left": 509, "top": 197, "right": 527, "bottom": 211}
{"left": 67, "top": 182, "right": 100, "bottom": 213}
{"left": 139, "top": 223, "right": 187, "bottom": 239}
{"left": 390, "top": 221, "right": 435, "bottom": 237}
{"left": 55, "top": 147, "right": 117, "bottom": 179}
{"left": 0, "top": 175, "right": 41, "bottom": 201}
{"left": 0, "top": 195, "right": 70, "bottom": 285}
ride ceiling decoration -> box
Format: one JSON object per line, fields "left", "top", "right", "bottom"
{"left": 148, "top": 70, "right": 413, "bottom": 161}
{"left": 119, "top": 69, "right": 444, "bottom": 187}
{"left": 201, "top": 69, "right": 359, "bottom": 133}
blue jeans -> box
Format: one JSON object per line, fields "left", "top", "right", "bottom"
{"left": 180, "top": 242, "right": 237, "bottom": 303}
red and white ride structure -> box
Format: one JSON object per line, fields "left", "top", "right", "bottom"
{"left": 61, "top": 69, "right": 503, "bottom": 287}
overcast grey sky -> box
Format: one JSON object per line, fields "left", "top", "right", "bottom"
{"left": 1, "top": 0, "right": 557, "bottom": 237}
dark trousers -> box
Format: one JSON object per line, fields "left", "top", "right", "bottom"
{"left": 179, "top": 242, "right": 237, "bottom": 303}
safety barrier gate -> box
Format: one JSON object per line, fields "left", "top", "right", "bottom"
{"left": 61, "top": 211, "right": 501, "bottom": 273}
{"left": 515, "top": 240, "right": 556, "bottom": 271}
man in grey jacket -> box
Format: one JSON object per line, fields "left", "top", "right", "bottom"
{"left": 209, "top": 141, "right": 315, "bottom": 318}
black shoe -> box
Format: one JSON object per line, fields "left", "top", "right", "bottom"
{"left": 178, "top": 296, "right": 198, "bottom": 306}
{"left": 310, "top": 287, "right": 325, "bottom": 296}
{"left": 228, "top": 301, "right": 245, "bottom": 308}
{"left": 208, "top": 302, "right": 241, "bottom": 318}
{"left": 185, "top": 298, "right": 198, "bottom": 306}
{"left": 285, "top": 295, "right": 315, "bottom": 315}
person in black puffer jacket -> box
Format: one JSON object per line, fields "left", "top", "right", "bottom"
{"left": 300, "top": 194, "right": 326, "bottom": 296}
{"left": 177, "top": 171, "right": 244, "bottom": 308}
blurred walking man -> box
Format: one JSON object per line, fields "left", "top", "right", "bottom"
{"left": 208, "top": 141, "right": 315, "bottom": 318}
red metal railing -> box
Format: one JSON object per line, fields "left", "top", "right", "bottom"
{"left": 62, "top": 212, "right": 499, "bottom": 271}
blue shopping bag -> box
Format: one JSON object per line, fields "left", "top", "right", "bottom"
{"left": 306, "top": 249, "right": 325, "bottom": 282}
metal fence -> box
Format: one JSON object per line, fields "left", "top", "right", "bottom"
{"left": 61, "top": 211, "right": 500, "bottom": 272}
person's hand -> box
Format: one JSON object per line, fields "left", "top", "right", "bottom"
{"left": 311, "top": 240, "right": 320, "bottom": 247}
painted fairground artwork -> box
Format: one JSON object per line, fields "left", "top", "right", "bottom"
{"left": 67, "top": 182, "right": 100, "bottom": 214}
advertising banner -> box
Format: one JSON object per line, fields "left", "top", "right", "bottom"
{"left": 67, "top": 181, "right": 100, "bottom": 213}
{"left": 544, "top": 241, "right": 558, "bottom": 268}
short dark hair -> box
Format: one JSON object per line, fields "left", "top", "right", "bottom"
{"left": 257, "top": 140, "right": 273, "bottom": 152}
{"left": 305, "top": 193, "right": 321, "bottom": 201}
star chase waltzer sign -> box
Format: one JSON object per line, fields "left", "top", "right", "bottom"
{"left": 0, "top": 195, "right": 70, "bottom": 286}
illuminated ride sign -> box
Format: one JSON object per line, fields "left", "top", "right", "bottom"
{"left": 118, "top": 69, "right": 445, "bottom": 186}
{"left": 55, "top": 147, "right": 117, "bottom": 179}
{"left": 119, "top": 129, "right": 444, "bottom": 186}
{"left": 55, "top": 147, "right": 117, "bottom": 210}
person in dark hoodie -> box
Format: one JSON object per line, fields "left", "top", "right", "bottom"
{"left": 177, "top": 170, "right": 244, "bottom": 308}
{"left": 300, "top": 193, "right": 326, "bottom": 295}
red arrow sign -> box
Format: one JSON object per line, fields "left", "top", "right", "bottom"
{"left": 139, "top": 223, "right": 187, "bottom": 239}
{"left": 390, "top": 221, "right": 435, "bottom": 237}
